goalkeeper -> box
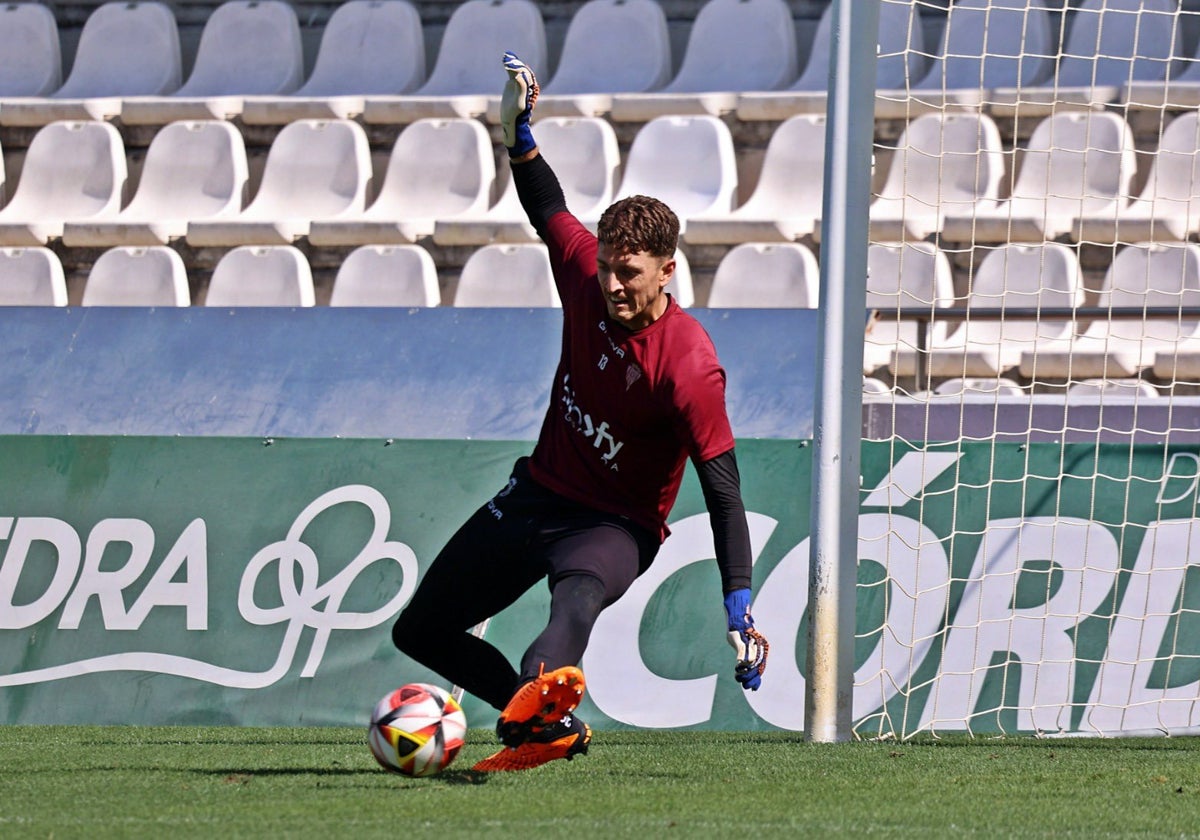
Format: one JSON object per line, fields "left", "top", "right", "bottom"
{"left": 392, "top": 52, "right": 767, "bottom": 773}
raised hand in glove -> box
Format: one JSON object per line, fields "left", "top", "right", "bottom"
{"left": 724, "top": 588, "right": 768, "bottom": 691}
{"left": 501, "top": 50, "right": 539, "bottom": 157}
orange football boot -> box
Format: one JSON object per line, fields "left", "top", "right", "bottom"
{"left": 495, "top": 664, "right": 586, "bottom": 747}
{"left": 472, "top": 714, "right": 591, "bottom": 772}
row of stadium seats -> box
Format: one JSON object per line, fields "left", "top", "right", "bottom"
{"left": 6, "top": 0, "right": 1200, "bottom": 129}
{"left": 0, "top": 241, "right": 692, "bottom": 308}
{"left": 4, "top": 238, "right": 1200, "bottom": 387}
{"left": 4, "top": 107, "right": 1200, "bottom": 249}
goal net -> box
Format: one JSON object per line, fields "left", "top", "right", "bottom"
{"left": 855, "top": 0, "right": 1200, "bottom": 738}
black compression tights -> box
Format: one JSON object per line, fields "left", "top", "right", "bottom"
{"left": 392, "top": 573, "right": 608, "bottom": 712}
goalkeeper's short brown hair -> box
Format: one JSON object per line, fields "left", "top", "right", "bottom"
{"left": 597, "top": 195, "right": 679, "bottom": 258}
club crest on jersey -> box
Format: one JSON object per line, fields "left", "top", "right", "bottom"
{"left": 625, "top": 364, "right": 643, "bottom": 391}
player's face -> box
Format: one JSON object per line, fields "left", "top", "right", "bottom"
{"left": 596, "top": 243, "right": 674, "bottom": 331}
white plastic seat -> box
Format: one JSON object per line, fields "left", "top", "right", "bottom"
{"left": 0, "top": 247, "right": 66, "bottom": 305}
{"left": 737, "top": 0, "right": 925, "bottom": 120}
{"left": 685, "top": 114, "right": 825, "bottom": 245}
{"left": 330, "top": 245, "right": 441, "bottom": 306}
{"left": 589, "top": 116, "right": 737, "bottom": 234}
{"left": 453, "top": 244, "right": 559, "bottom": 307}
{"left": 433, "top": 117, "right": 619, "bottom": 246}
{"left": 121, "top": 0, "right": 303, "bottom": 125}
{"left": 82, "top": 246, "right": 190, "bottom": 306}
{"left": 0, "top": 3, "right": 62, "bottom": 97}
{"left": 204, "top": 245, "right": 314, "bottom": 306}
{"left": 608, "top": 0, "right": 797, "bottom": 122}
{"left": 1066, "top": 378, "right": 1161, "bottom": 398}
{"left": 187, "top": 119, "right": 372, "bottom": 246}
{"left": 940, "top": 111, "right": 1136, "bottom": 244}
{"left": 0, "top": 1, "right": 181, "bottom": 126}
{"left": 308, "top": 117, "right": 493, "bottom": 246}
{"left": 64, "top": 121, "right": 248, "bottom": 247}
{"left": 1032, "top": 243, "right": 1200, "bottom": 379}
{"left": 706, "top": 242, "right": 818, "bottom": 308}
{"left": 1077, "top": 111, "right": 1200, "bottom": 244}
{"left": 666, "top": 249, "right": 694, "bottom": 308}
{"left": 928, "top": 243, "right": 1083, "bottom": 378}
{"left": 870, "top": 112, "right": 1005, "bottom": 242}
{"left": 932, "top": 377, "right": 1025, "bottom": 398}
{"left": 865, "top": 242, "right": 955, "bottom": 376}
{"left": 242, "top": 0, "right": 425, "bottom": 124}
{"left": 532, "top": 0, "right": 671, "bottom": 118}
{"left": 991, "top": 0, "right": 1180, "bottom": 116}
{"left": 877, "top": 0, "right": 1054, "bottom": 116}
{"left": 363, "top": 0, "right": 545, "bottom": 124}
{"left": 0, "top": 121, "right": 126, "bottom": 246}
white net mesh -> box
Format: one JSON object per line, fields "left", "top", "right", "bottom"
{"left": 853, "top": 0, "right": 1200, "bottom": 737}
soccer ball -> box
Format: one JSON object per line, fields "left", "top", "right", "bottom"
{"left": 368, "top": 683, "right": 467, "bottom": 777}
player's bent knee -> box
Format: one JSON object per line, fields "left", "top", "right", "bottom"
{"left": 391, "top": 608, "right": 422, "bottom": 654}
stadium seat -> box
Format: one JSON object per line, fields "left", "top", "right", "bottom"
{"left": 0, "top": 121, "right": 126, "bottom": 246}
{"left": 736, "top": 0, "right": 925, "bottom": 120}
{"left": 607, "top": 0, "right": 797, "bottom": 122}
{"left": 865, "top": 242, "right": 955, "bottom": 377}
{"left": 308, "top": 117, "right": 493, "bottom": 246}
{"left": 187, "top": 119, "right": 372, "bottom": 247}
{"left": 940, "top": 111, "right": 1136, "bottom": 244}
{"left": 706, "top": 242, "right": 818, "bottom": 308}
{"left": 590, "top": 115, "right": 736, "bottom": 234}
{"left": 1066, "top": 378, "right": 1161, "bottom": 398}
{"left": 1033, "top": 242, "right": 1200, "bottom": 379}
{"left": 82, "top": 246, "right": 190, "bottom": 306}
{"left": 433, "top": 116, "right": 618, "bottom": 246}
{"left": 869, "top": 111, "right": 1005, "bottom": 242}
{"left": 991, "top": 0, "right": 1180, "bottom": 116}
{"left": 0, "top": 247, "right": 66, "bottom": 305}
{"left": 1076, "top": 111, "right": 1200, "bottom": 244}
{"left": 362, "top": 0, "right": 545, "bottom": 124}
{"left": 330, "top": 245, "right": 441, "bottom": 306}
{"left": 453, "top": 243, "right": 559, "bottom": 307}
{"left": 876, "top": 0, "right": 1054, "bottom": 116}
{"left": 0, "top": 3, "right": 62, "bottom": 97}
{"left": 121, "top": 0, "right": 303, "bottom": 125}
{"left": 242, "top": 0, "right": 426, "bottom": 124}
{"left": 667, "top": 249, "right": 694, "bottom": 309}
{"left": 685, "top": 114, "right": 825, "bottom": 245}
{"left": 531, "top": 0, "right": 671, "bottom": 119}
{"left": 0, "top": 1, "right": 181, "bottom": 126}
{"left": 928, "top": 243, "right": 1083, "bottom": 378}
{"left": 931, "top": 377, "right": 1025, "bottom": 397}
{"left": 63, "top": 121, "right": 248, "bottom": 247}
{"left": 204, "top": 245, "right": 315, "bottom": 306}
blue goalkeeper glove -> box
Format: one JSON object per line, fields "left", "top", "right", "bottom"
{"left": 501, "top": 50, "right": 538, "bottom": 157}
{"left": 724, "top": 588, "right": 768, "bottom": 691}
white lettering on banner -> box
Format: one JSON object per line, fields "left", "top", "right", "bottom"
{"left": 918, "top": 517, "right": 1121, "bottom": 733}
{"left": 1085, "top": 519, "right": 1200, "bottom": 733}
{"left": 0, "top": 486, "right": 417, "bottom": 688}
{"left": 582, "top": 512, "right": 778, "bottom": 727}
{"left": 742, "top": 514, "right": 949, "bottom": 729}
{"left": 1157, "top": 454, "right": 1200, "bottom": 504}
{"left": 0, "top": 517, "right": 82, "bottom": 630}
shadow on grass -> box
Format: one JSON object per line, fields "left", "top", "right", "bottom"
{"left": 199, "top": 767, "right": 491, "bottom": 785}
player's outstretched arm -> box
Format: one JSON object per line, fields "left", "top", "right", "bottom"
{"left": 697, "top": 449, "right": 768, "bottom": 691}
{"left": 502, "top": 51, "right": 568, "bottom": 238}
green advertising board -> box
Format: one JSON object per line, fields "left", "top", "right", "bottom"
{"left": 2, "top": 436, "right": 1199, "bottom": 736}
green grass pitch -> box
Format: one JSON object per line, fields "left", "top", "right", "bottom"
{"left": 3, "top": 726, "right": 1200, "bottom": 837}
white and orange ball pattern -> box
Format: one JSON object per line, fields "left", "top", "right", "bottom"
{"left": 368, "top": 683, "right": 467, "bottom": 777}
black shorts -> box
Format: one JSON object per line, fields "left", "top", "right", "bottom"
{"left": 404, "top": 457, "right": 660, "bottom": 630}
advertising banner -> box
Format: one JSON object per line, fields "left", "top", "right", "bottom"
{"left": 2, "top": 436, "right": 1200, "bottom": 736}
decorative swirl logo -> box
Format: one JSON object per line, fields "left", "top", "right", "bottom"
{"left": 0, "top": 485, "right": 417, "bottom": 688}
